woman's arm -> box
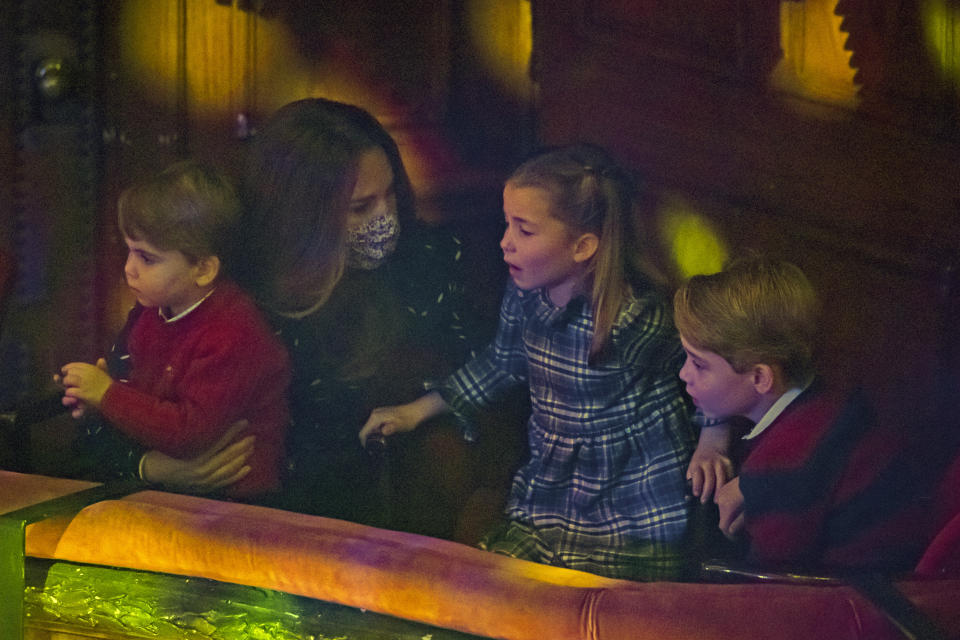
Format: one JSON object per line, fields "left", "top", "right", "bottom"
{"left": 139, "top": 419, "right": 254, "bottom": 492}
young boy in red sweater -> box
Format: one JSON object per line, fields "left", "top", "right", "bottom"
{"left": 58, "top": 160, "right": 290, "bottom": 501}
{"left": 673, "top": 256, "right": 925, "bottom": 573}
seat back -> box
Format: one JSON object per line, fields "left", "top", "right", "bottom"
{"left": 0, "top": 246, "right": 14, "bottom": 336}
{"left": 915, "top": 451, "right": 960, "bottom": 578}
{"left": 915, "top": 512, "right": 960, "bottom": 578}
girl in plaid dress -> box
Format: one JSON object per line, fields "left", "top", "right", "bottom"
{"left": 361, "top": 144, "right": 726, "bottom": 580}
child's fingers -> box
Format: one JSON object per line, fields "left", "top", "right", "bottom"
{"left": 687, "top": 468, "right": 704, "bottom": 498}
{"left": 706, "top": 460, "right": 732, "bottom": 502}
{"left": 60, "top": 362, "right": 83, "bottom": 375}
{"left": 699, "top": 472, "right": 716, "bottom": 504}
{"left": 95, "top": 358, "right": 108, "bottom": 371}
{"left": 721, "top": 513, "right": 744, "bottom": 539}
{"left": 62, "top": 391, "right": 87, "bottom": 418}
{"left": 720, "top": 455, "right": 734, "bottom": 480}
{"left": 359, "top": 411, "right": 385, "bottom": 446}
{"left": 58, "top": 367, "right": 87, "bottom": 388}
{"left": 718, "top": 505, "right": 736, "bottom": 534}
{"left": 716, "top": 461, "right": 731, "bottom": 485}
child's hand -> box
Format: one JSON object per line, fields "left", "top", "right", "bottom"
{"left": 59, "top": 358, "right": 113, "bottom": 416}
{"left": 686, "top": 423, "right": 734, "bottom": 503}
{"left": 359, "top": 404, "right": 420, "bottom": 446}
{"left": 686, "top": 447, "right": 733, "bottom": 504}
{"left": 716, "top": 476, "right": 745, "bottom": 540}
{"left": 359, "top": 391, "right": 449, "bottom": 446}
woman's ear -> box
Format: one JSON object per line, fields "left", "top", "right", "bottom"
{"left": 573, "top": 233, "right": 599, "bottom": 263}
{"left": 193, "top": 255, "right": 221, "bottom": 287}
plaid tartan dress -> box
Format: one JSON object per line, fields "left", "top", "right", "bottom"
{"left": 434, "top": 282, "right": 698, "bottom": 579}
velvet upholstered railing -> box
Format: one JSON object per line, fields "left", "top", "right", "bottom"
{"left": 1, "top": 470, "right": 958, "bottom": 640}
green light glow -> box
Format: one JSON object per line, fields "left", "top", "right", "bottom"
{"left": 656, "top": 199, "right": 728, "bottom": 280}
{"left": 921, "top": 0, "right": 960, "bottom": 85}
{"left": 25, "top": 560, "right": 477, "bottom": 639}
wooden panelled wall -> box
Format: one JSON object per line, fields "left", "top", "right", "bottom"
{"left": 0, "top": 1, "right": 102, "bottom": 406}
{"left": 530, "top": 0, "right": 960, "bottom": 444}
{"left": 0, "top": 0, "right": 531, "bottom": 407}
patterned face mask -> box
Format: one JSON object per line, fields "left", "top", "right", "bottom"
{"left": 345, "top": 211, "right": 400, "bottom": 270}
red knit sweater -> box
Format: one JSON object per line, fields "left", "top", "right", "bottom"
{"left": 100, "top": 280, "right": 290, "bottom": 498}
{"left": 738, "top": 383, "right": 927, "bottom": 572}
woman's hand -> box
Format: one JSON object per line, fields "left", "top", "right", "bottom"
{"left": 359, "top": 391, "right": 448, "bottom": 446}
{"left": 140, "top": 419, "right": 253, "bottom": 492}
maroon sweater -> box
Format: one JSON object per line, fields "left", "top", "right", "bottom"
{"left": 738, "top": 383, "right": 927, "bottom": 573}
{"left": 100, "top": 280, "right": 290, "bottom": 498}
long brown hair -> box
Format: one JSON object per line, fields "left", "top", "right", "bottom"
{"left": 239, "top": 98, "right": 416, "bottom": 314}
{"left": 507, "top": 144, "right": 646, "bottom": 360}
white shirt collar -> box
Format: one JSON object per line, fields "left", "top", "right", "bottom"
{"left": 159, "top": 288, "right": 216, "bottom": 323}
{"left": 742, "top": 377, "right": 813, "bottom": 440}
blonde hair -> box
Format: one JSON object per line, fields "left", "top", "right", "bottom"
{"left": 118, "top": 160, "right": 240, "bottom": 267}
{"left": 507, "top": 144, "right": 651, "bottom": 360}
{"left": 673, "top": 256, "right": 819, "bottom": 386}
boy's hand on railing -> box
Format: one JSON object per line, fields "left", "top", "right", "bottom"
{"left": 686, "top": 423, "right": 734, "bottom": 503}
{"left": 716, "top": 477, "right": 745, "bottom": 540}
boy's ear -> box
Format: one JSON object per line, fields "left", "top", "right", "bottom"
{"left": 193, "top": 255, "right": 221, "bottom": 287}
{"left": 573, "top": 232, "right": 599, "bottom": 263}
{"left": 750, "top": 363, "right": 777, "bottom": 395}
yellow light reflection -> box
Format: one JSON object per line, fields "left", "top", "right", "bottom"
{"left": 921, "top": 0, "right": 960, "bottom": 85}
{"left": 119, "top": 1, "right": 241, "bottom": 115}
{"left": 508, "top": 556, "right": 631, "bottom": 588}
{"left": 465, "top": 0, "right": 533, "bottom": 99}
{"left": 118, "top": 2, "right": 397, "bottom": 117}
{"left": 656, "top": 196, "right": 728, "bottom": 280}
{"left": 770, "top": 0, "right": 861, "bottom": 111}
{"left": 117, "top": 1, "right": 457, "bottom": 190}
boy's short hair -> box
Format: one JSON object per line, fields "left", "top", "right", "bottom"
{"left": 118, "top": 159, "right": 240, "bottom": 265}
{"left": 673, "top": 256, "right": 819, "bottom": 386}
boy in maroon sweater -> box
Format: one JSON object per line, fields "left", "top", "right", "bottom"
{"left": 673, "top": 256, "right": 926, "bottom": 573}
{"left": 58, "top": 160, "right": 290, "bottom": 500}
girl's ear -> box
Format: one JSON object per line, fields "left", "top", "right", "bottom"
{"left": 750, "top": 363, "right": 777, "bottom": 395}
{"left": 193, "top": 255, "right": 221, "bottom": 287}
{"left": 573, "top": 233, "right": 599, "bottom": 263}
